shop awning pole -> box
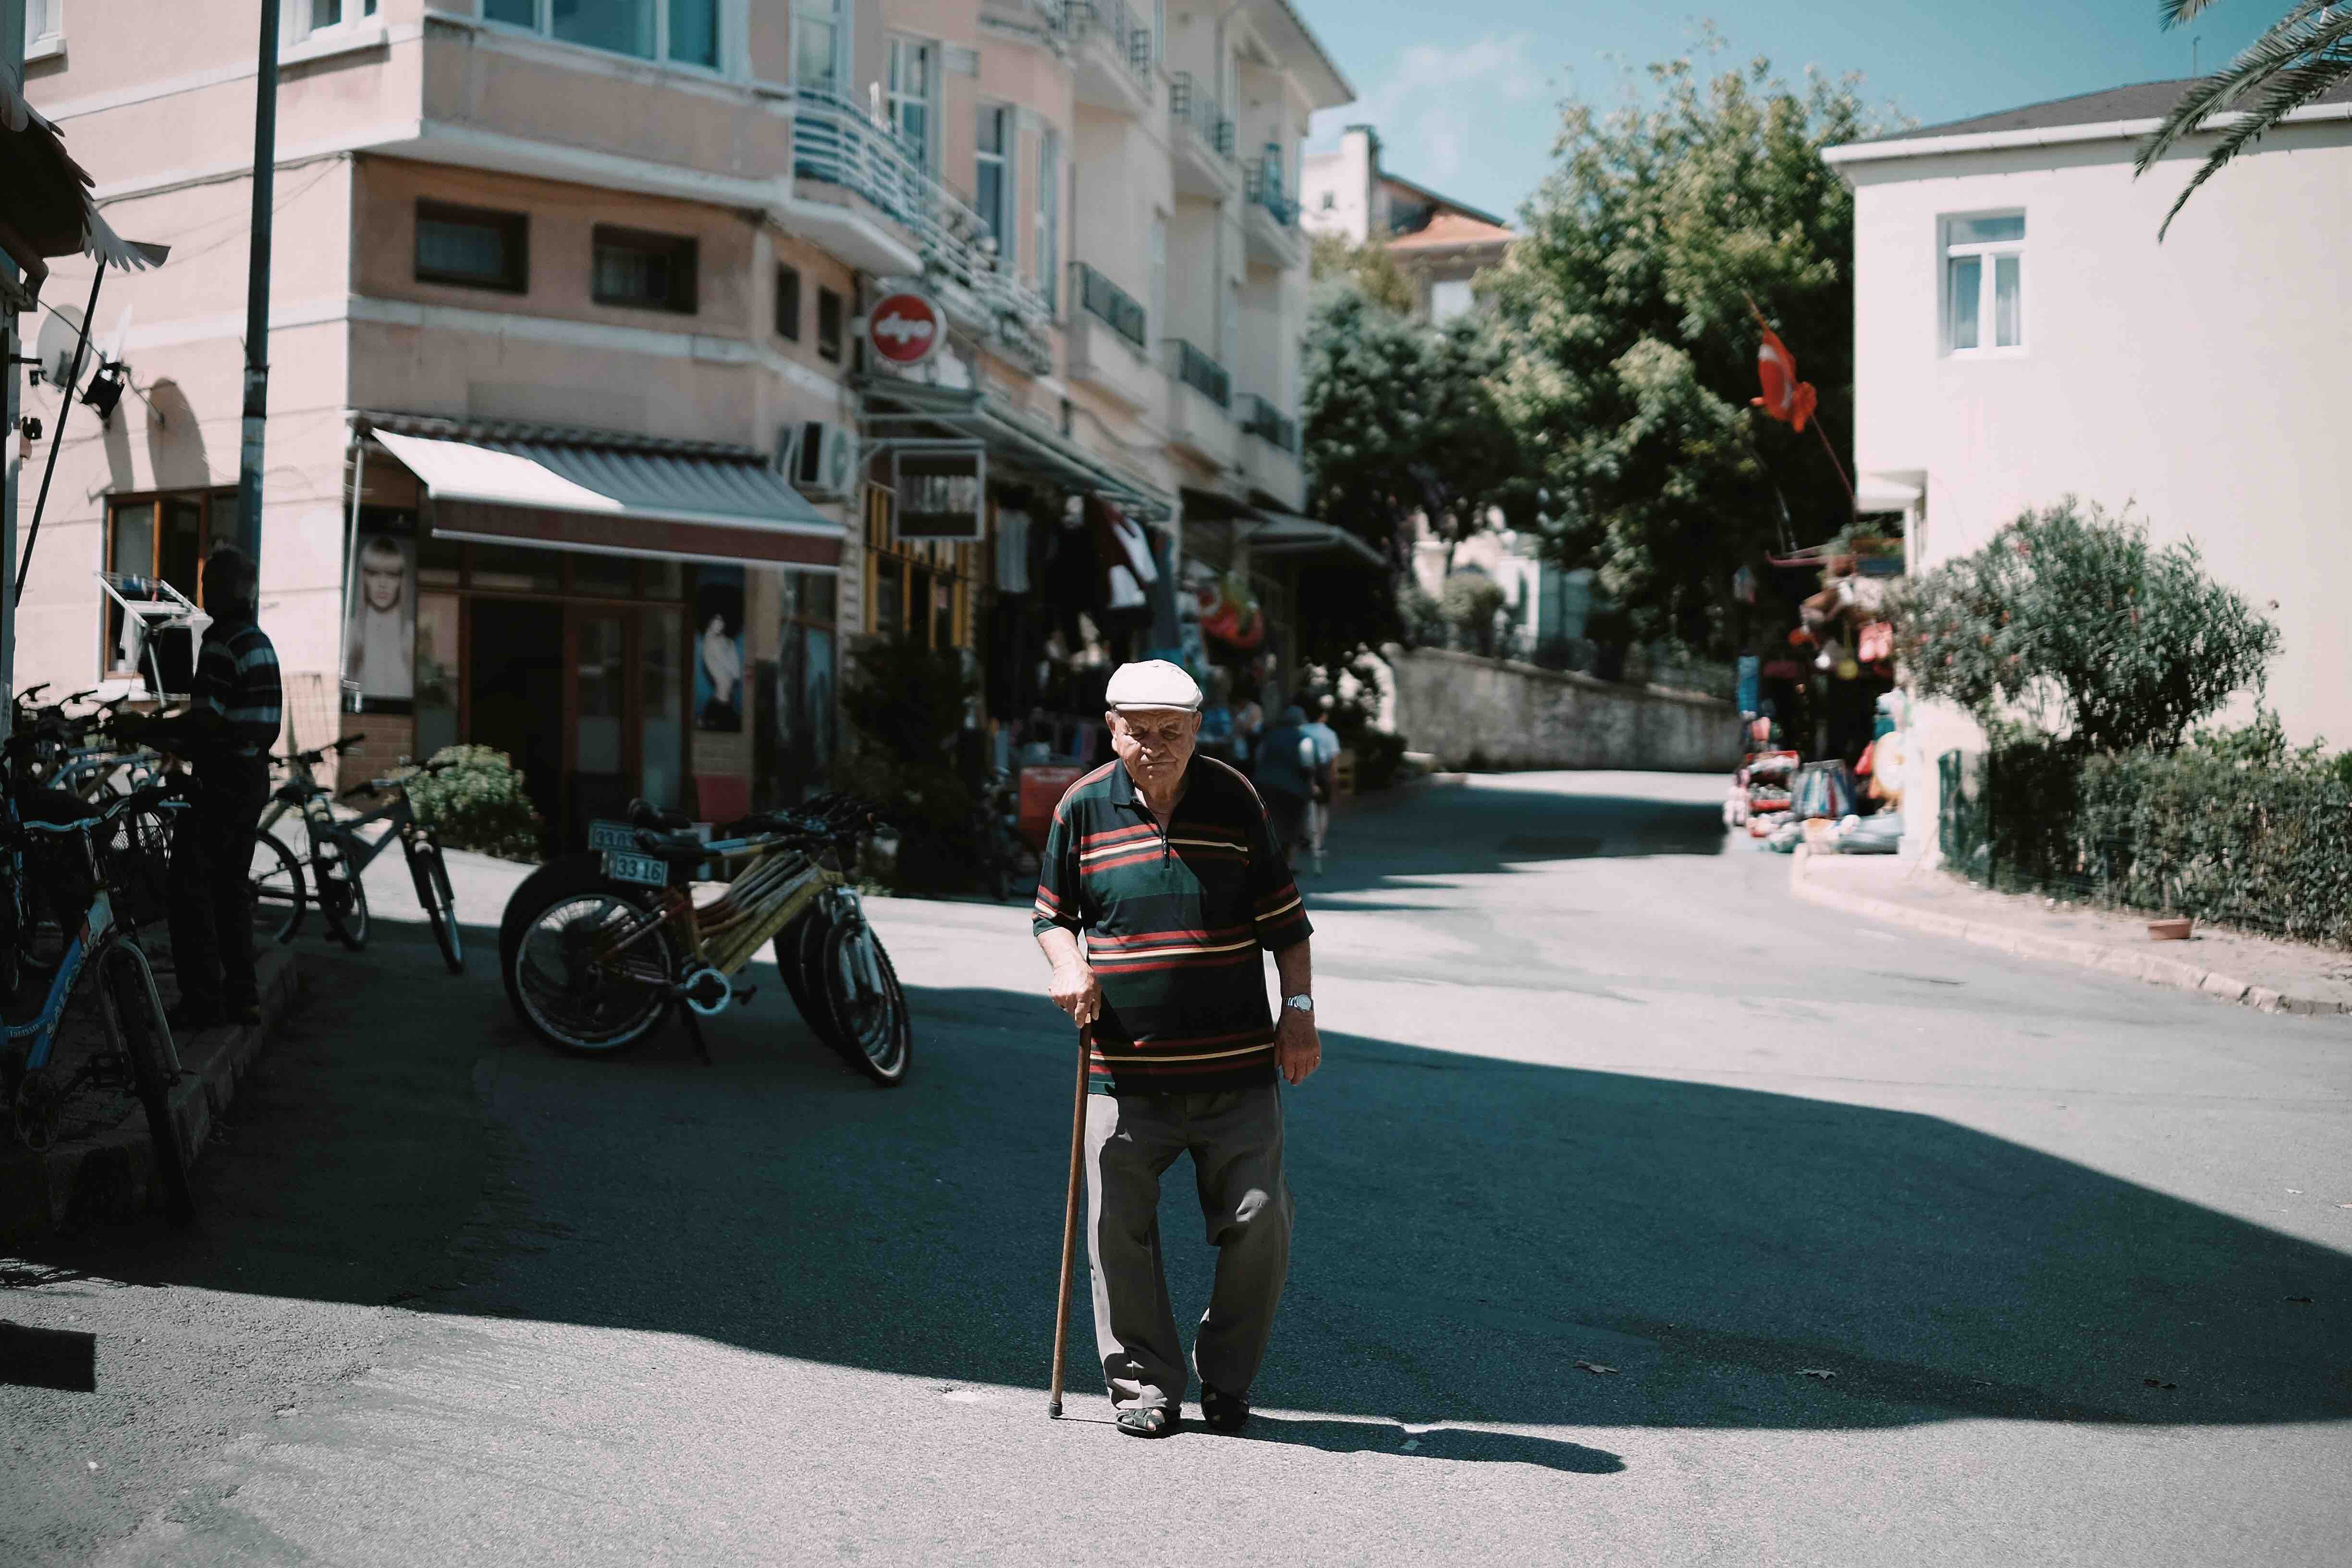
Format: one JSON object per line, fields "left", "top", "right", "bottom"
{"left": 336, "top": 429, "right": 367, "bottom": 718}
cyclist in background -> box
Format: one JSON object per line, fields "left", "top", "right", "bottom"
{"left": 150, "top": 546, "right": 282, "bottom": 1030}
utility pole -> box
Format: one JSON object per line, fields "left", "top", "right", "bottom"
{"left": 4, "top": 0, "right": 27, "bottom": 734}
{"left": 234, "top": 0, "right": 282, "bottom": 560}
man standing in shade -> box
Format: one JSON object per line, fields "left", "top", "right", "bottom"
{"left": 1033, "top": 659, "right": 1320, "bottom": 1438}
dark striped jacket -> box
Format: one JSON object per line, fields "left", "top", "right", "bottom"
{"left": 190, "top": 616, "right": 282, "bottom": 758}
{"left": 1033, "top": 756, "right": 1312, "bottom": 1094}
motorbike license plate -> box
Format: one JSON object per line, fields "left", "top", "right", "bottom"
{"left": 587, "top": 820, "right": 637, "bottom": 852}
{"left": 602, "top": 850, "right": 668, "bottom": 887}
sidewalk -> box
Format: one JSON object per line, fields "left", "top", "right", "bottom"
{"left": 0, "top": 945, "right": 303, "bottom": 1246}
{"left": 1790, "top": 848, "right": 2352, "bottom": 1018}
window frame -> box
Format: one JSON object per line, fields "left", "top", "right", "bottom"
{"left": 288, "top": 0, "right": 379, "bottom": 48}
{"left": 789, "top": 0, "right": 844, "bottom": 94}
{"left": 886, "top": 35, "right": 937, "bottom": 172}
{"left": 1034, "top": 125, "right": 1061, "bottom": 314}
{"left": 414, "top": 200, "right": 531, "bottom": 295}
{"left": 591, "top": 225, "right": 700, "bottom": 316}
{"left": 816, "top": 286, "right": 845, "bottom": 363}
{"left": 476, "top": 0, "right": 728, "bottom": 76}
{"left": 24, "top": 0, "right": 66, "bottom": 61}
{"left": 101, "top": 489, "right": 234, "bottom": 682}
{"left": 975, "top": 103, "right": 1017, "bottom": 270}
{"left": 775, "top": 263, "right": 803, "bottom": 342}
{"left": 1940, "top": 210, "right": 2026, "bottom": 358}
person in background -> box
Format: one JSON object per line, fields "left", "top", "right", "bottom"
{"left": 1231, "top": 701, "right": 1264, "bottom": 777}
{"left": 1296, "top": 694, "right": 1341, "bottom": 872}
{"left": 156, "top": 545, "right": 282, "bottom": 1031}
{"left": 1251, "top": 705, "right": 1317, "bottom": 867}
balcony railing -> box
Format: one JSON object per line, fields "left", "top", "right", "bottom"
{"left": 1244, "top": 163, "right": 1298, "bottom": 227}
{"left": 793, "top": 88, "right": 1054, "bottom": 356}
{"left": 1242, "top": 395, "right": 1297, "bottom": 452}
{"left": 1168, "top": 72, "right": 1235, "bottom": 159}
{"left": 1076, "top": 262, "right": 1148, "bottom": 350}
{"left": 1164, "top": 339, "right": 1230, "bottom": 408}
{"left": 1066, "top": 0, "right": 1152, "bottom": 81}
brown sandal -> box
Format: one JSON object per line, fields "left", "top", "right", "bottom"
{"left": 1115, "top": 1405, "right": 1178, "bottom": 1438}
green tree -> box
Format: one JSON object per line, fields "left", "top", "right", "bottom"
{"left": 1897, "top": 501, "right": 2280, "bottom": 753}
{"left": 2138, "top": 0, "right": 2352, "bottom": 238}
{"left": 1308, "top": 230, "right": 1414, "bottom": 316}
{"left": 1488, "top": 42, "right": 1887, "bottom": 655}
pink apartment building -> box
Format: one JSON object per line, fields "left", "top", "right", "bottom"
{"left": 10, "top": 0, "right": 1349, "bottom": 842}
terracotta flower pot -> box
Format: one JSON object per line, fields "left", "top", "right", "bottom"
{"left": 2147, "top": 918, "right": 2193, "bottom": 942}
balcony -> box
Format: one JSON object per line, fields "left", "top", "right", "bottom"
{"left": 1242, "top": 163, "right": 1305, "bottom": 270}
{"left": 1238, "top": 393, "right": 1303, "bottom": 509}
{"left": 792, "top": 89, "right": 1054, "bottom": 372}
{"left": 1167, "top": 73, "right": 1237, "bottom": 199}
{"left": 1067, "top": 263, "right": 1160, "bottom": 410}
{"left": 1066, "top": 0, "right": 1153, "bottom": 117}
{"left": 980, "top": 0, "right": 1070, "bottom": 50}
{"left": 1162, "top": 339, "right": 1234, "bottom": 466}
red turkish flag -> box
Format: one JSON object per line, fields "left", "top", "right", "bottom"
{"left": 1753, "top": 324, "right": 1818, "bottom": 433}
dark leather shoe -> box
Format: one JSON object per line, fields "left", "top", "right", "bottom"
{"left": 1199, "top": 1384, "right": 1250, "bottom": 1433}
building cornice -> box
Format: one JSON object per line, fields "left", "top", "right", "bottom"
{"left": 1823, "top": 99, "right": 2352, "bottom": 168}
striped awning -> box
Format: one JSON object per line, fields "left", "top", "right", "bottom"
{"left": 370, "top": 421, "right": 845, "bottom": 571}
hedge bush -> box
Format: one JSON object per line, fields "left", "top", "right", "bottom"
{"left": 404, "top": 745, "right": 544, "bottom": 862}
{"left": 1978, "top": 735, "right": 2352, "bottom": 948}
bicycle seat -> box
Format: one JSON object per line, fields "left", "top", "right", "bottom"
{"left": 627, "top": 798, "right": 692, "bottom": 832}
{"left": 633, "top": 829, "right": 710, "bottom": 865}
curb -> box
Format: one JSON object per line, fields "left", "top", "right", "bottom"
{"left": 0, "top": 946, "right": 303, "bottom": 1246}
{"left": 1787, "top": 848, "right": 2349, "bottom": 1019}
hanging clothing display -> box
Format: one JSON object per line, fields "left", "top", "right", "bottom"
{"left": 995, "top": 508, "right": 1033, "bottom": 595}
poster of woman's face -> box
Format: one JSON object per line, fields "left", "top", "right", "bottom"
{"left": 345, "top": 534, "right": 416, "bottom": 707}
{"left": 694, "top": 568, "right": 746, "bottom": 733}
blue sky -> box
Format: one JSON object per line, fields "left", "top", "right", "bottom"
{"left": 1297, "top": 0, "right": 2277, "bottom": 223}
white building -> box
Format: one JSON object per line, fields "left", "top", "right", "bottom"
{"left": 1825, "top": 78, "right": 2352, "bottom": 858}
{"left": 1300, "top": 123, "right": 1511, "bottom": 324}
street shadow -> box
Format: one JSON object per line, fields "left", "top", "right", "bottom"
{"left": 11, "top": 959, "right": 2349, "bottom": 1439}
{"left": 1310, "top": 782, "right": 1725, "bottom": 896}
{"left": 1234, "top": 1415, "right": 1625, "bottom": 1472}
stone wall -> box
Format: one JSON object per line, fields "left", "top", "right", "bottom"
{"left": 1388, "top": 647, "right": 1740, "bottom": 773}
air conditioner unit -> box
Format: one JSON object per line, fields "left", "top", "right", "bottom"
{"left": 782, "top": 420, "right": 859, "bottom": 500}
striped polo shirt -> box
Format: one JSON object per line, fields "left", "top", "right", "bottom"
{"left": 189, "top": 616, "right": 282, "bottom": 758}
{"left": 1033, "top": 755, "right": 1313, "bottom": 1095}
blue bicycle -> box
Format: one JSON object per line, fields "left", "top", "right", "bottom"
{"left": 2, "top": 784, "right": 196, "bottom": 1225}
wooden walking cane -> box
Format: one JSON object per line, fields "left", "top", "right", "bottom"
{"left": 1048, "top": 1022, "right": 1091, "bottom": 1418}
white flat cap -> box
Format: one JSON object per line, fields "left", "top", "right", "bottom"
{"left": 1105, "top": 659, "right": 1202, "bottom": 712}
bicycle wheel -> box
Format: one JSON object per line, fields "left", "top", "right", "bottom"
{"left": 511, "top": 887, "right": 677, "bottom": 1054}
{"left": 250, "top": 831, "right": 307, "bottom": 943}
{"left": 409, "top": 842, "right": 464, "bottom": 975}
{"left": 817, "top": 921, "right": 912, "bottom": 1086}
{"left": 100, "top": 943, "right": 196, "bottom": 1225}
{"left": 499, "top": 853, "right": 606, "bottom": 1017}
{"left": 771, "top": 908, "right": 845, "bottom": 1052}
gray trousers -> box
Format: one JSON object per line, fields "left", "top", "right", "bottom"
{"left": 1085, "top": 1083, "right": 1293, "bottom": 1412}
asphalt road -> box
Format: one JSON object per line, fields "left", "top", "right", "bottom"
{"left": 5, "top": 772, "right": 2349, "bottom": 1567}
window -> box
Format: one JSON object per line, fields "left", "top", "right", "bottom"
{"left": 1943, "top": 212, "right": 2024, "bottom": 353}
{"left": 415, "top": 202, "right": 528, "bottom": 294}
{"left": 24, "top": 0, "right": 63, "bottom": 56}
{"left": 775, "top": 264, "right": 802, "bottom": 341}
{"left": 1035, "top": 126, "right": 1061, "bottom": 312}
{"left": 816, "top": 286, "right": 844, "bottom": 362}
{"left": 305, "top": 0, "right": 378, "bottom": 29}
{"left": 1428, "top": 278, "right": 1475, "bottom": 326}
{"left": 482, "top": 0, "right": 719, "bottom": 71}
{"left": 791, "top": 0, "right": 842, "bottom": 94}
{"left": 592, "top": 226, "right": 697, "bottom": 313}
{"left": 888, "top": 37, "right": 935, "bottom": 171}
{"left": 105, "top": 490, "right": 231, "bottom": 690}
{"left": 1319, "top": 190, "right": 1335, "bottom": 211}
{"left": 976, "top": 106, "right": 1017, "bottom": 268}
{"left": 1147, "top": 211, "right": 1166, "bottom": 349}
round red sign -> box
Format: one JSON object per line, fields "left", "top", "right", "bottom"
{"left": 868, "top": 291, "right": 944, "bottom": 367}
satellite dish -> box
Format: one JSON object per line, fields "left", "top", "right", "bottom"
{"left": 34, "top": 305, "right": 90, "bottom": 393}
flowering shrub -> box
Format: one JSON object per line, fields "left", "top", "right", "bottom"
{"left": 404, "top": 745, "right": 544, "bottom": 862}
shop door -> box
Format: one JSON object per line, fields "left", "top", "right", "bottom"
{"left": 466, "top": 599, "right": 564, "bottom": 843}
{"left": 565, "top": 603, "right": 686, "bottom": 841}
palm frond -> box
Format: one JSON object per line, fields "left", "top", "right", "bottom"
{"left": 2135, "top": 0, "right": 2350, "bottom": 176}
{"left": 2156, "top": 51, "right": 2352, "bottom": 236}
{"left": 2158, "top": 0, "right": 2232, "bottom": 29}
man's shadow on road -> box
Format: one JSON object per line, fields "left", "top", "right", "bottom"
{"left": 1237, "top": 1415, "right": 1625, "bottom": 1472}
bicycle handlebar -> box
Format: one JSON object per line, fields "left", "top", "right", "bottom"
{"left": 6, "top": 783, "right": 189, "bottom": 841}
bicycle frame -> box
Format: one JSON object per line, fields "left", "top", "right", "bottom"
{"left": 261, "top": 768, "right": 431, "bottom": 879}
{"left": 588, "top": 836, "right": 847, "bottom": 995}
{"left": 4, "top": 836, "right": 181, "bottom": 1081}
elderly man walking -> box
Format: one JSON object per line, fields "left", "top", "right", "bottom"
{"left": 1033, "top": 659, "right": 1320, "bottom": 1438}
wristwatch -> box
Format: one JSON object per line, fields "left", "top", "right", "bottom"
{"left": 1282, "top": 993, "right": 1314, "bottom": 1014}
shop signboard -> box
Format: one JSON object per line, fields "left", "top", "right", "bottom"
{"left": 893, "top": 446, "right": 987, "bottom": 542}
{"left": 868, "top": 291, "right": 945, "bottom": 368}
